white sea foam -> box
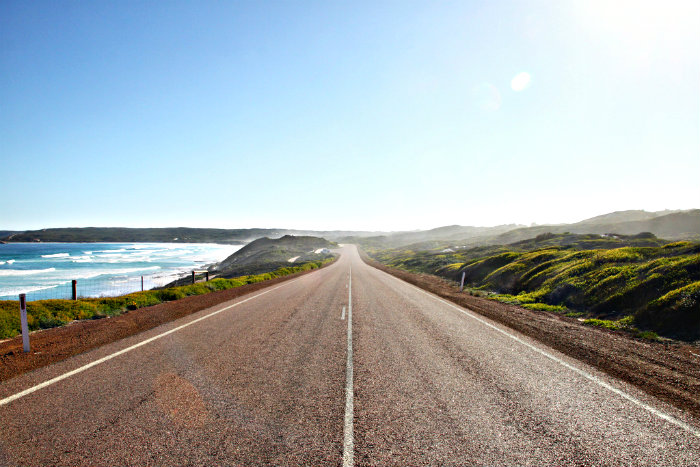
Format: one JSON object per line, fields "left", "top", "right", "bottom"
{"left": 6, "top": 260, "right": 15, "bottom": 265}
{"left": 110, "top": 279, "right": 131, "bottom": 285}
{"left": 71, "top": 256, "right": 93, "bottom": 263}
{"left": 59, "top": 271, "right": 103, "bottom": 280}
{"left": 109, "top": 266, "right": 161, "bottom": 275}
{"left": 0, "top": 268, "right": 57, "bottom": 277}
{"left": 0, "top": 262, "right": 4, "bottom": 265}
{"left": 84, "top": 251, "right": 93, "bottom": 255}
{"left": 41, "top": 253, "right": 70, "bottom": 258}
{"left": 0, "top": 284, "right": 59, "bottom": 298}
{"left": 44, "top": 266, "right": 160, "bottom": 281}
{"left": 128, "top": 244, "right": 157, "bottom": 250}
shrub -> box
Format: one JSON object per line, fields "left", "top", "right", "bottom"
{"left": 583, "top": 318, "right": 620, "bottom": 331}
{"left": 635, "top": 330, "right": 660, "bottom": 341}
{"left": 521, "top": 303, "right": 566, "bottom": 312}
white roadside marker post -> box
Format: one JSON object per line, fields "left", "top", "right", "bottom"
{"left": 459, "top": 271, "right": 466, "bottom": 292}
{"left": 19, "top": 293, "right": 30, "bottom": 352}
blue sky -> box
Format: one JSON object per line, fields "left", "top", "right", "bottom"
{"left": 2, "top": 0, "right": 698, "bottom": 231}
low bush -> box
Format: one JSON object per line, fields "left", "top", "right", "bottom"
{"left": 521, "top": 303, "right": 566, "bottom": 312}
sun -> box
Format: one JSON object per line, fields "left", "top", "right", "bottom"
{"left": 575, "top": 0, "right": 699, "bottom": 46}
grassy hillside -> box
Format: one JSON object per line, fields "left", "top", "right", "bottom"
{"left": 368, "top": 233, "right": 700, "bottom": 341}
{"left": 213, "top": 235, "right": 337, "bottom": 277}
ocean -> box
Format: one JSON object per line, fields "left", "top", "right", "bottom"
{"left": 0, "top": 243, "right": 243, "bottom": 301}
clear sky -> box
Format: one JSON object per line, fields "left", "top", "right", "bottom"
{"left": 2, "top": 0, "right": 698, "bottom": 231}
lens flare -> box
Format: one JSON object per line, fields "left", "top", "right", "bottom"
{"left": 511, "top": 72, "right": 531, "bottom": 91}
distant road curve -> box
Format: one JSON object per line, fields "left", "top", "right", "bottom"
{"left": 0, "top": 245, "right": 698, "bottom": 466}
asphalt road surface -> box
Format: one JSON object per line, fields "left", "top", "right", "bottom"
{"left": 1, "top": 245, "right": 698, "bottom": 466}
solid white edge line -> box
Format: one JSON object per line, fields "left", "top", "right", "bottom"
{"left": 380, "top": 269, "right": 700, "bottom": 439}
{"left": 0, "top": 277, "right": 304, "bottom": 407}
{"left": 342, "top": 264, "right": 354, "bottom": 467}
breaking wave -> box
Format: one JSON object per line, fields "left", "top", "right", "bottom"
{"left": 41, "top": 253, "right": 70, "bottom": 258}
{"left": 0, "top": 268, "right": 57, "bottom": 277}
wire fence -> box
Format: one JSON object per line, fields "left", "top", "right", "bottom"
{"left": 0, "top": 270, "right": 213, "bottom": 302}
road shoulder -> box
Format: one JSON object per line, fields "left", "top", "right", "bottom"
{"left": 358, "top": 249, "right": 700, "bottom": 418}
{"left": 0, "top": 258, "right": 338, "bottom": 382}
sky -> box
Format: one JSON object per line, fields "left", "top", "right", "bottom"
{"left": 1, "top": 0, "right": 699, "bottom": 232}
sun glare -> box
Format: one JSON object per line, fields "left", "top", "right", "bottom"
{"left": 576, "top": 0, "right": 699, "bottom": 46}
{"left": 510, "top": 72, "right": 531, "bottom": 92}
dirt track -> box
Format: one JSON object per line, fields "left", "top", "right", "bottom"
{"left": 360, "top": 251, "right": 700, "bottom": 418}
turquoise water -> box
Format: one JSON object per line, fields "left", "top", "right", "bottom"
{"left": 0, "top": 243, "right": 242, "bottom": 301}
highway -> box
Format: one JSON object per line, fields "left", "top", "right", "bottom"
{"left": 1, "top": 245, "right": 698, "bottom": 466}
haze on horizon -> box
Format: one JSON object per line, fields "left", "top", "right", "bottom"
{"left": 2, "top": 1, "right": 698, "bottom": 232}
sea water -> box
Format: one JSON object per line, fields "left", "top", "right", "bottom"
{"left": 0, "top": 243, "right": 243, "bottom": 301}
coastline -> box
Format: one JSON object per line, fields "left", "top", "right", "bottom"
{"left": 0, "top": 242, "right": 242, "bottom": 301}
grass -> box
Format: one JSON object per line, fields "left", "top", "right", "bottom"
{"left": 0, "top": 258, "right": 333, "bottom": 339}
{"left": 366, "top": 233, "right": 700, "bottom": 341}
{"left": 521, "top": 303, "right": 567, "bottom": 312}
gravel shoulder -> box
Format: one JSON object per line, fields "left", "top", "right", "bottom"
{"left": 359, "top": 250, "right": 700, "bottom": 418}
{"left": 0, "top": 259, "right": 336, "bottom": 382}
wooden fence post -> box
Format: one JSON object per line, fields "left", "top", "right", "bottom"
{"left": 192, "top": 271, "right": 196, "bottom": 284}
{"left": 459, "top": 271, "right": 466, "bottom": 292}
{"left": 72, "top": 280, "right": 77, "bottom": 300}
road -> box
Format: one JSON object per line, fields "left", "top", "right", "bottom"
{"left": 1, "top": 245, "right": 698, "bottom": 466}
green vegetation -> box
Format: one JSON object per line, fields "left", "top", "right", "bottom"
{"left": 0, "top": 258, "right": 333, "bottom": 339}
{"left": 367, "top": 233, "right": 700, "bottom": 341}
{"left": 521, "top": 303, "right": 567, "bottom": 312}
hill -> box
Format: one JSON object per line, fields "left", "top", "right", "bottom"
{"left": 573, "top": 209, "right": 680, "bottom": 225}
{"left": 347, "top": 210, "right": 700, "bottom": 250}
{"left": 3, "top": 209, "right": 698, "bottom": 247}
{"left": 0, "top": 227, "right": 382, "bottom": 243}
{"left": 489, "top": 210, "right": 700, "bottom": 245}
{"left": 0, "top": 231, "right": 18, "bottom": 240}
{"left": 212, "top": 235, "right": 337, "bottom": 277}
{"left": 367, "top": 233, "right": 700, "bottom": 341}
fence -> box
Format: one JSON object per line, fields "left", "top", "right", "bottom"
{"left": 0, "top": 270, "right": 213, "bottom": 302}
